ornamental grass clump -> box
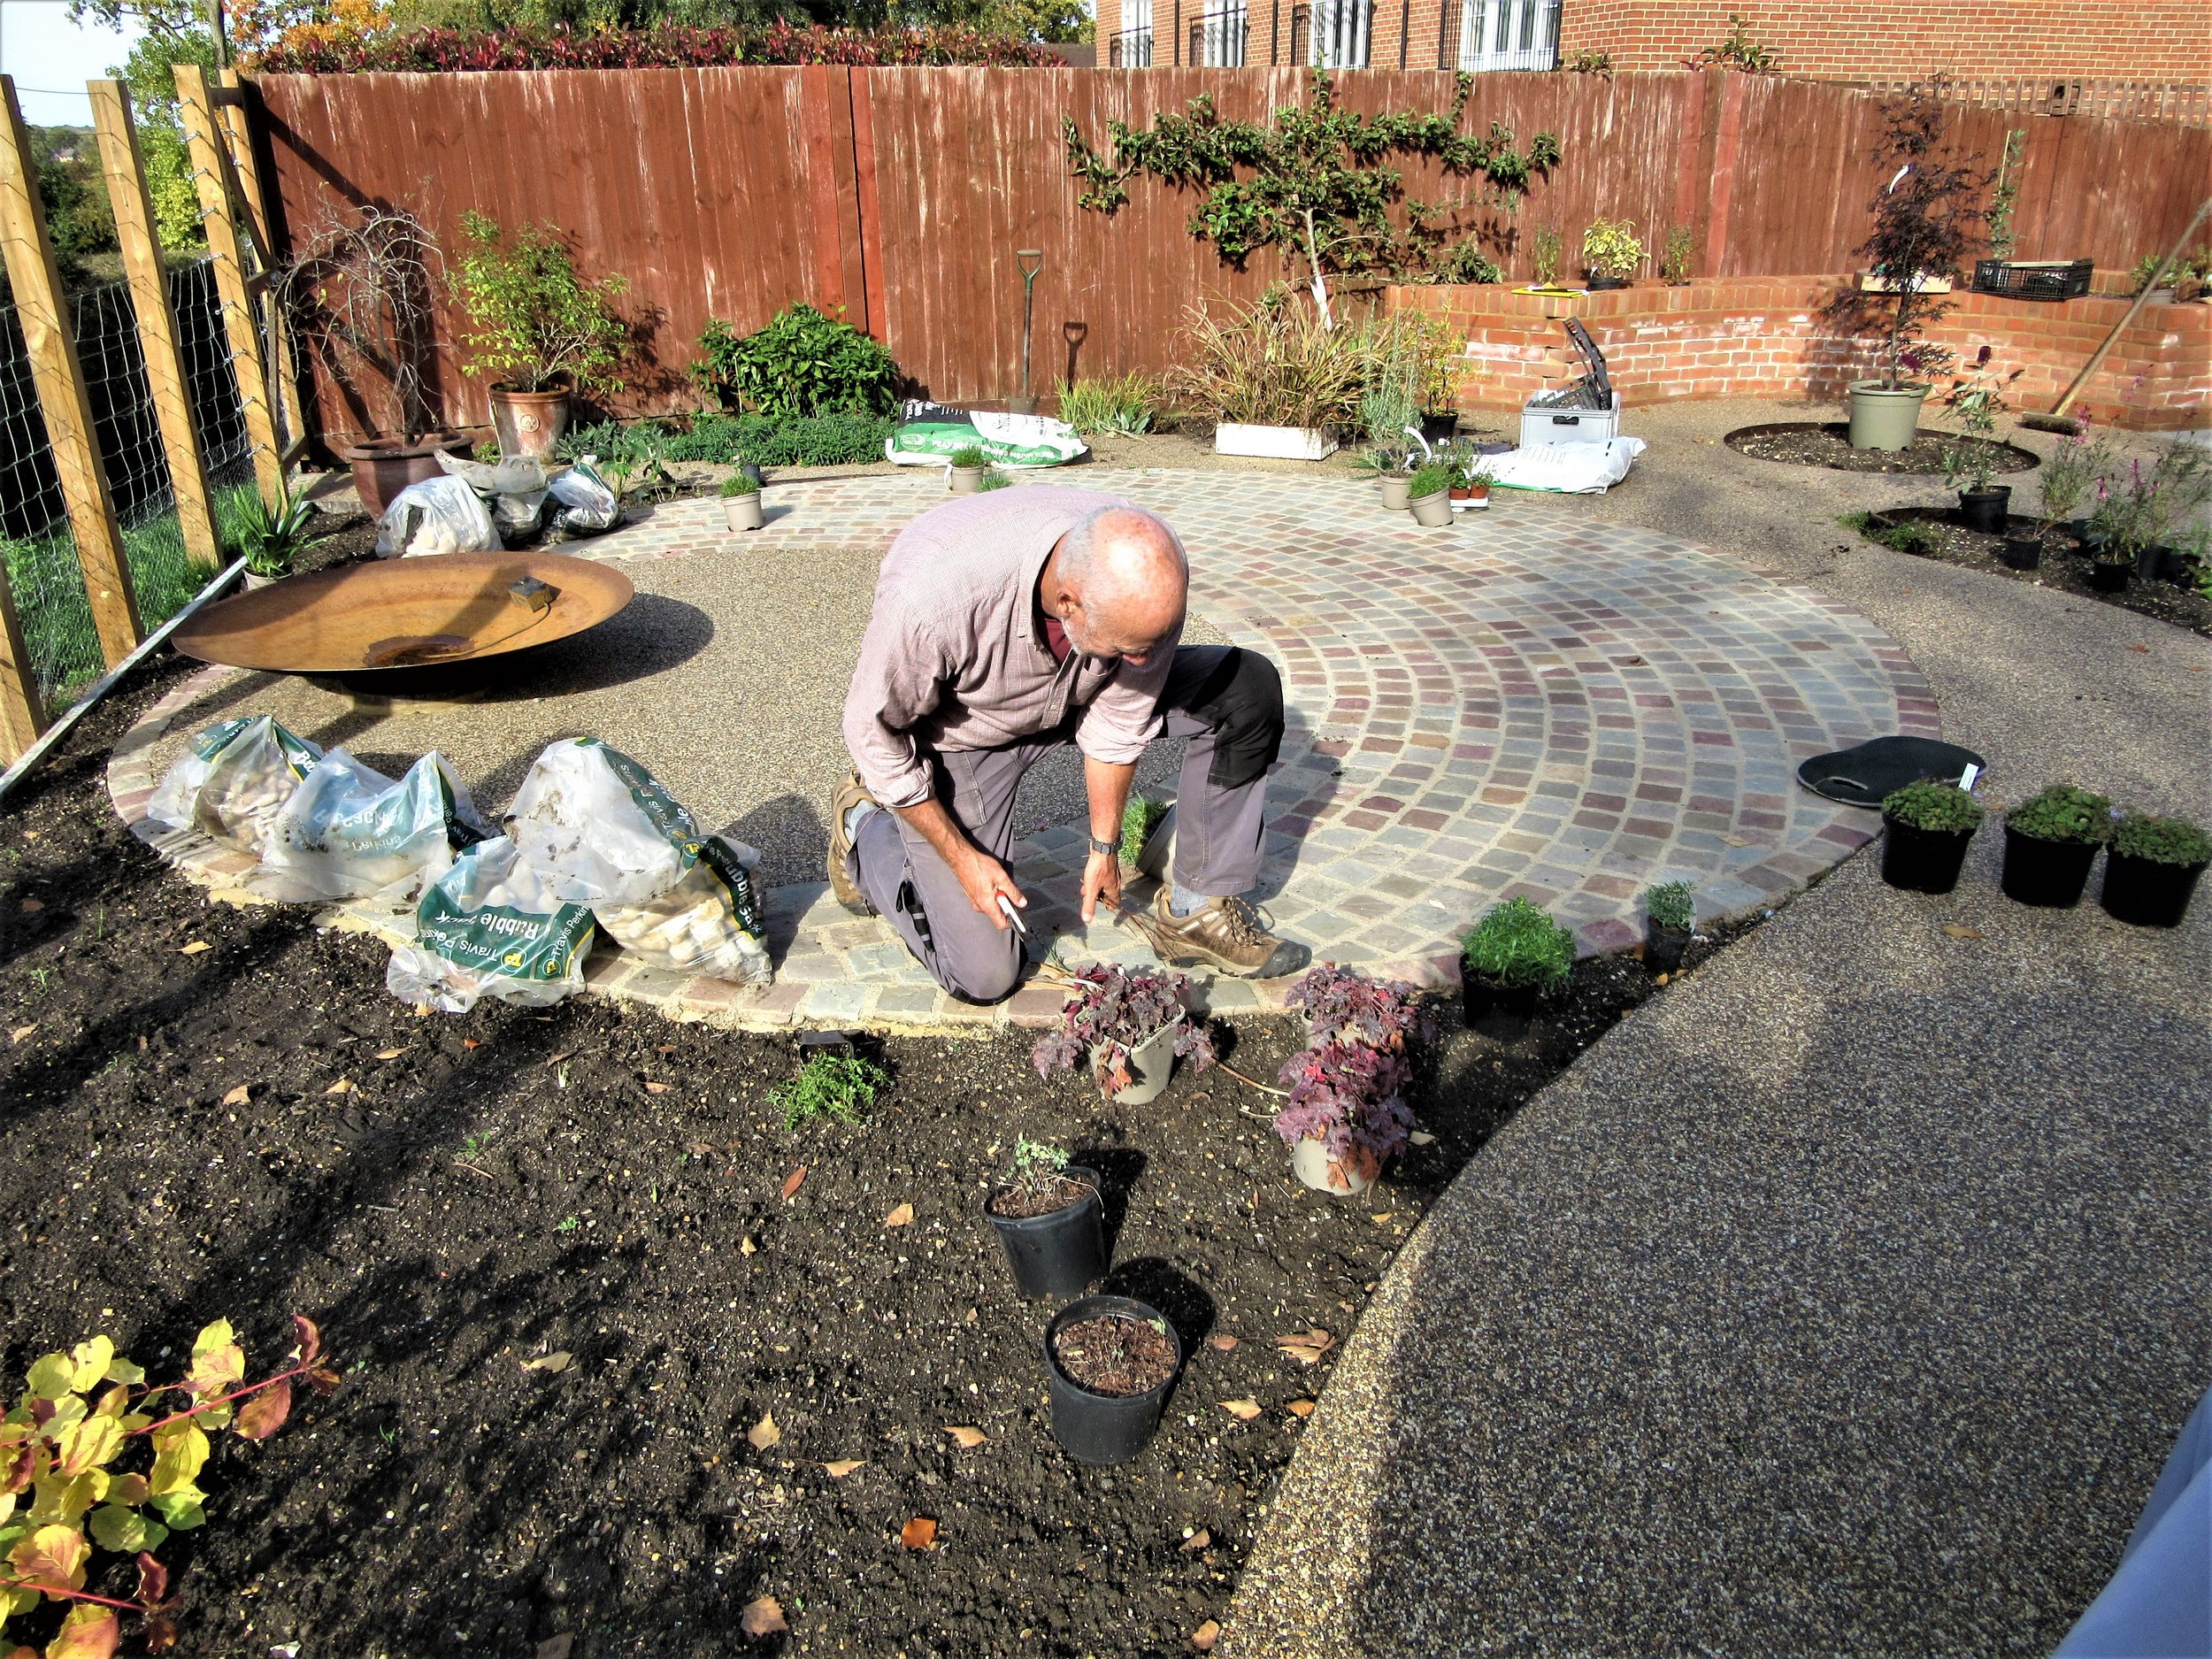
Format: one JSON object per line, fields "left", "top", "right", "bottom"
{"left": 1057, "top": 373, "right": 1162, "bottom": 436}
{"left": 1882, "top": 779, "right": 1984, "bottom": 833}
{"left": 718, "top": 471, "right": 761, "bottom": 498}
{"left": 1460, "top": 896, "right": 1575, "bottom": 989}
{"left": 1168, "top": 291, "right": 1366, "bottom": 430}
{"left": 2006, "top": 784, "right": 2112, "bottom": 844}
{"left": 2109, "top": 813, "right": 2212, "bottom": 867}
{"left": 948, "top": 444, "right": 989, "bottom": 471}
{"left": 1033, "top": 964, "right": 1215, "bottom": 1095}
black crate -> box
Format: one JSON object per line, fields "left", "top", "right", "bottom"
{"left": 1971, "top": 258, "right": 2094, "bottom": 301}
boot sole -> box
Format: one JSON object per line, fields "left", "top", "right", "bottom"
{"left": 827, "top": 780, "right": 878, "bottom": 917}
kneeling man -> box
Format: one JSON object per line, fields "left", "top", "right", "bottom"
{"left": 832, "top": 486, "right": 1304, "bottom": 1004}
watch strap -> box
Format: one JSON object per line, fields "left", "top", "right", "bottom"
{"left": 1088, "top": 834, "right": 1118, "bottom": 857}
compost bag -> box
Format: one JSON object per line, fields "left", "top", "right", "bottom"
{"left": 507, "top": 737, "right": 772, "bottom": 985}
{"left": 375, "top": 475, "right": 502, "bottom": 558}
{"left": 385, "top": 835, "right": 595, "bottom": 1012}
{"left": 884, "top": 401, "right": 1087, "bottom": 469}
{"left": 260, "top": 749, "right": 491, "bottom": 901}
{"left": 146, "top": 715, "right": 323, "bottom": 855}
{"left": 436, "top": 449, "right": 551, "bottom": 539}
{"left": 546, "top": 457, "right": 619, "bottom": 536}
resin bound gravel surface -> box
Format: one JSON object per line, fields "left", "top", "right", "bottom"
{"left": 0, "top": 659, "right": 1695, "bottom": 1659}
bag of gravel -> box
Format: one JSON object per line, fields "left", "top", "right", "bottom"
{"left": 260, "top": 749, "right": 492, "bottom": 902}
{"left": 386, "top": 835, "right": 595, "bottom": 1012}
{"left": 146, "top": 715, "right": 323, "bottom": 854}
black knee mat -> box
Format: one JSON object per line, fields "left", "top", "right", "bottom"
{"left": 1187, "top": 648, "right": 1285, "bottom": 792}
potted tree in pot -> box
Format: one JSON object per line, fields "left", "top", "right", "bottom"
{"left": 1406, "top": 460, "right": 1456, "bottom": 528}
{"left": 2101, "top": 811, "right": 2210, "bottom": 929}
{"left": 1275, "top": 964, "right": 1433, "bottom": 1197}
{"left": 1043, "top": 1295, "right": 1182, "bottom": 1465}
{"left": 1033, "top": 964, "right": 1215, "bottom": 1105}
{"left": 1642, "top": 879, "right": 1695, "bottom": 974}
{"left": 2000, "top": 784, "right": 2111, "bottom": 909}
{"left": 1939, "top": 351, "right": 2018, "bottom": 534}
{"left": 984, "top": 1138, "right": 1107, "bottom": 1300}
{"left": 1459, "top": 896, "right": 1575, "bottom": 1033}
{"left": 1580, "top": 218, "right": 1642, "bottom": 289}
{"left": 450, "top": 211, "right": 629, "bottom": 462}
{"left": 1880, "top": 779, "right": 1983, "bottom": 894}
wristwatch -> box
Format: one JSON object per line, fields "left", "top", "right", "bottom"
{"left": 1088, "top": 834, "right": 1118, "bottom": 857}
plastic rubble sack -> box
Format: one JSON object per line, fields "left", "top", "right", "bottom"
{"left": 884, "top": 400, "right": 1087, "bottom": 469}
{"left": 1485, "top": 435, "right": 1647, "bottom": 495}
{"left": 375, "top": 475, "right": 502, "bottom": 558}
{"left": 506, "top": 737, "right": 772, "bottom": 985}
{"left": 258, "top": 749, "right": 492, "bottom": 902}
{"left": 546, "top": 457, "right": 619, "bottom": 535}
{"left": 434, "top": 449, "right": 550, "bottom": 539}
{"left": 145, "top": 715, "right": 322, "bottom": 854}
{"left": 385, "top": 834, "right": 596, "bottom": 1013}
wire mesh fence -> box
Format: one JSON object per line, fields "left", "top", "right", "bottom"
{"left": 0, "top": 257, "right": 252, "bottom": 712}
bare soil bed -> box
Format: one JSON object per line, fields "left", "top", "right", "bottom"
{"left": 1726, "top": 421, "right": 2039, "bottom": 476}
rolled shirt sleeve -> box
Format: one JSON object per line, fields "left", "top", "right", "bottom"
{"left": 842, "top": 611, "right": 953, "bottom": 809}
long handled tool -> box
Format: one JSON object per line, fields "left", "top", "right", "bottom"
{"left": 2018, "top": 196, "right": 2209, "bottom": 435}
{"left": 1009, "top": 248, "right": 1044, "bottom": 415}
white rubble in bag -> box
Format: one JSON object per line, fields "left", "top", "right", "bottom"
{"left": 1484, "top": 435, "right": 1647, "bottom": 495}
{"left": 435, "top": 449, "right": 550, "bottom": 539}
{"left": 260, "top": 749, "right": 493, "bottom": 901}
{"left": 145, "top": 715, "right": 322, "bottom": 854}
{"left": 385, "top": 835, "right": 595, "bottom": 1013}
{"left": 546, "top": 457, "right": 619, "bottom": 535}
{"left": 594, "top": 836, "right": 772, "bottom": 984}
{"left": 374, "top": 475, "right": 502, "bottom": 558}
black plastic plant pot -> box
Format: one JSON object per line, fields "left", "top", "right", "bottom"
{"left": 1462, "top": 973, "right": 1542, "bottom": 1032}
{"left": 2000, "top": 534, "right": 2042, "bottom": 571}
{"left": 1957, "top": 486, "right": 2012, "bottom": 534}
{"left": 2089, "top": 559, "right": 2131, "bottom": 593}
{"left": 2000, "top": 826, "right": 2098, "bottom": 909}
{"left": 1644, "top": 920, "right": 1692, "bottom": 975}
{"left": 2135, "top": 543, "right": 2173, "bottom": 583}
{"left": 985, "top": 1166, "right": 1106, "bottom": 1301}
{"left": 1880, "top": 816, "right": 1976, "bottom": 895}
{"left": 1043, "top": 1294, "right": 1182, "bottom": 1466}
{"left": 2101, "top": 853, "right": 2208, "bottom": 929}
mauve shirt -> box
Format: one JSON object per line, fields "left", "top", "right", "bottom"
{"left": 841, "top": 486, "right": 1184, "bottom": 809}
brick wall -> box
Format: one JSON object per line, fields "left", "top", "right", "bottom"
{"left": 1558, "top": 0, "right": 2212, "bottom": 83}
{"left": 1386, "top": 278, "right": 2210, "bottom": 429}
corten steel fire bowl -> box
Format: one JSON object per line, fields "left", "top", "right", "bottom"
{"left": 173, "top": 552, "right": 634, "bottom": 686}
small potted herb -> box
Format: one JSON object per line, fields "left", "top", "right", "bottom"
{"left": 1274, "top": 965, "right": 1433, "bottom": 1197}
{"left": 1449, "top": 453, "right": 1496, "bottom": 510}
{"left": 2101, "top": 811, "right": 2210, "bottom": 928}
{"left": 1032, "top": 964, "right": 1215, "bottom": 1105}
{"left": 718, "top": 470, "right": 764, "bottom": 532}
{"left": 1459, "top": 896, "right": 1575, "bottom": 1033}
{"left": 1407, "top": 460, "right": 1455, "bottom": 528}
{"left": 1879, "top": 779, "right": 1983, "bottom": 894}
{"left": 1642, "top": 879, "right": 1695, "bottom": 974}
{"left": 1580, "top": 218, "right": 1642, "bottom": 289}
{"left": 1120, "top": 795, "right": 1171, "bottom": 879}
{"left": 2000, "top": 784, "right": 2111, "bottom": 909}
{"left": 983, "top": 1138, "right": 1106, "bottom": 1300}
{"left": 947, "top": 444, "right": 990, "bottom": 494}
{"left": 1044, "top": 1294, "right": 1182, "bottom": 1464}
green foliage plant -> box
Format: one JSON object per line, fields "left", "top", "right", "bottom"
{"left": 692, "top": 303, "right": 897, "bottom": 419}
{"left": 1643, "top": 879, "right": 1694, "bottom": 933}
{"left": 1882, "top": 779, "right": 1984, "bottom": 833}
{"left": 2036, "top": 427, "right": 2109, "bottom": 524}
{"left": 1566, "top": 48, "right": 1614, "bottom": 75}
{"left": 1580, "top": 218, "right": 1642, "bottom": 280}
{"left": 1661, "top": 224, "right": 1694, "bottom": 285}
{"left": 0, "top": 1317, "right": 339, "bottom": 1655}
{"left": 1001, "top": 1137, "right": 1079, "bottom": 1209}
{"left": 2091, "top": 449, "right": 2212, "bottom": 564}
{"left": 450, "top": 211, "right": 628, "bottom": 395}
{"left": 2006, "top": 785, "right": 2113, "bottom": 846}
{"left": 1696, "top": 12, "right": 1778, "bottom": 71}
{"left": 718, "top": 471, "right": 761, "bottom": 497}
{"left": 232, "top": 487, "right": 332, "bottom": 579}
{"left": 772, "top": 1053, "right": 888, "bottom": 1130}
{"left": 1429, "top": 241, "right": 1503, "bottom": 285}
{"left": 1938, "top": 351, "right": 2016, "bottom": 495}
{"left": 558, "top": 419, "right": 673, "bottom": 501}
{"left": 1407, "top": 460, "right": 1455, "bottom": 501}
{"left": 660, "top": 411, "right": 891, "bottom": 467}
{"left": 2109, "top": 812, "right": 2212, "bottom": 867}
{"left": 1120, "top": 795, "right": 1170, "bottom": 865}
{"left": 1170, "top": 288, "right": 1366, "bottom": 429}
{"left": 1056, "top": 372, "right": 1161, "bottom": 435}
{"left": 1986, "top": 127, "right": 2027, "bottom": 258}
{"left": 1529, "top": 223, "right": 1563, "bottom": 286}
{"left": 1849, "top": 510, "right": 1939, "bottom": 557}
{"left": 947, "top": 444, "right": 989, "bottom": 470}
{"left": 1460, "top": 896, "right": 1574, "bottom": 989}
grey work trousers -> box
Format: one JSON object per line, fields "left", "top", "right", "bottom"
{"left": 852, "top": 643, "right": 1283, "bottom": 1004}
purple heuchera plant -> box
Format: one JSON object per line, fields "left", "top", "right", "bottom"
{"left": 1285, "top": 963, "right": 1435, "bottom": 1054}
{"left": 1273, "top": 965, "right": 1431, "bottom": 1178}
{"left": 1033, "top": 964, "right": 1217, "bottom": 1093}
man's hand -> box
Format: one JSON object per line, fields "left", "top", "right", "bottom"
{"left": 956, "top": 847, "right": 1025, "bottom": 929}
{"left": 1080, "top": 846, "right": 1123, "bottom": 925}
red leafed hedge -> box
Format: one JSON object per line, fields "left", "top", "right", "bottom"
{"left": 252, "top": 20, "right": 1065, "bottom": 72}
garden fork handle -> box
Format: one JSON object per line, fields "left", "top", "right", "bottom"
{"left": 2048, "top": 196, "right": 2209, "bottom": 420}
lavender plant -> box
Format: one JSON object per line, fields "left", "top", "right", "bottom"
{"left": 1032, "top": 964, "right": 1216, "bottom": 1094}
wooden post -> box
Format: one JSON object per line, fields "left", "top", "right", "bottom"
{"left": 213, "top": 70, "right": 305, "bottom": 454}
{"left": 175, "top": 62, "right": 283, "bottom": 503}
{"left": 0, "top": 76, "right": 145, "bottom": 668}
{"left": 88, "top": 80, "right": 224, "bottom": 573}
{"left": 0, "top": 566, "right": 44, "bottom": 761}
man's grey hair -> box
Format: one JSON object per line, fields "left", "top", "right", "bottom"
{"left": 1059, "top": 505, "right": 1187, "bottom": 601}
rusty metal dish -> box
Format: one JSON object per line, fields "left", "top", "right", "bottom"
{"left": 172, "top": 551, "right": 634, "bottom": 674}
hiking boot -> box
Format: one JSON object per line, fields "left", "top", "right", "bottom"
{"left": 1127, "top": 887, "right": 1308, "bottom": 979}
{"left": 826, "top": 772, "right": 878, "bottom": 916}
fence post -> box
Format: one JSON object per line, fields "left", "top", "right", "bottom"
{"left": 0, "top": 75, "right": 145, "bottom": 670}
{"left": 213, "top": 70, "right": 306, "bottom": 449}
{"left": 88, "top": 79, "right": 224, "bottom": 574}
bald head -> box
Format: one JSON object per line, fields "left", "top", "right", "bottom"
{"left": 1046, "top": 506, "right": 1187, "bottom": 664}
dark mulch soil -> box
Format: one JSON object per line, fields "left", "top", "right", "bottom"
{"left": 1726, "top": 421, "right": 2039, "bottom": 476}
{"left": 1850, "top": 509, "right": 2212, "bottom": 639}
{"left": 987, "top": 1175, "right": 1094, "bottom": 1221}
{"left": 1053, "top": 1317, "right": 1178, "bottom": 1397}
{"left": 0, "top": 656, "right": 1740, "bottom": 1659}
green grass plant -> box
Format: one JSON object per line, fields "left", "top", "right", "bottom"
{"left": 948, "top": 444, "right": 988, "bottom": 470}
{"left": 772, "top": 1053, "right": 890, "bottom": 1129}
{"left": 1460, "top": 896, "right": 1575, "bottom": 989}
{"left": 1056, "top": 372, "right": 1162, "bottom": 435}
{"left": 1883, "top": 780, "right": 1984, "bottom": 833}
{"left": 2006, "top": 784, "right": 2112, "bottom": 845}
{"left": 1408, "top": 461, "right": 1455, "bottom": 500}
{"left": 718, "top": 471, "right": 760, "bottom": 497}
{"left": 2109, "top": 812, "right": 2211, "bottom": 866}
{"left": 1121, "top": 795, "right": 1170, "bottom": 864}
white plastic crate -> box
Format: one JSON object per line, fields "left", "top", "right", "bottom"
{"left": 1520, "top": 391, "right": 1621, "bottom": 448}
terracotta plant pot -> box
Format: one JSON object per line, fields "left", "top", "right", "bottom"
{"left": 723, "top": 495, "right": 764, "bottom": 533}
{"left": 1290, "top": 1134, "right": 1378, "bottom": 1198}
{"left": 1408, "top": 489, "right": 1454, "bottom": 528}
{"left": 488, "top": 383, "right": 572, "bottom": 461}
{"left": 340, "top": 432, "right": 474, "bottom": 518}
{"left": 1847, "top": 380, "right": 1931, "bottom": 451}
{"left": 1460, "top": 483, "right": 1492, "bottom": 511}
{"left": 1378, "top": 473, "right": 1411, "bottom": 511}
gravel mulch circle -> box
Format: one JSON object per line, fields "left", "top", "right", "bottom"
{"left": 0, "top": 657, "right": 1742, "bottom": 1659}
{"left": 1726, "top": 421, "right": 2039, "bottom": 475}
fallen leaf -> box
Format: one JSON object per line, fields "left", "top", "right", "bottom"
{"left": 1193, "top": 1619, "right": 1222, "bottom": 1651}
{"left": 739, "top": 1597, "right": 787, "bottom": 1638}
{"left": 1408, "top": 1130, "right": 1435, "bottom": 1145}
{"left": 1941, "top": 924, "right": 1986, "bottom": 941}
{"left": 19, "top": 897, "right": 42, "bottom": 912}
{"left": 2127, "top": 642, "right": 2150, "bottom": 652}
{"left": 1219, "top": 1398, "right": 1263, "bottom": 1420}
{"left": 179, "top": 940, "right": 211, "bottom": 955}
{"left": 882, "top": 1202, "right": 913, "bottom": 1228}
{"left": 1277, "top": 1328, "right": 1335, "bottom": 1365}
{"left": 644, "top": 1080, "right": 672, "bottom": 1094}
{"left": 374, "top": 1048, "right": 404, "bottom": 1060}
{"left": 1719, "top": 833, "right": 1750, "bottom": 847}
{"left": 522, "top": 1351, "right": 572, "bottom": 1374}
{"left": 687, "top": 1141, "right": 715, "bottom": 1157}
{"left": 739, "top": 1235, "right": 757, "bottom": 1256}
{"left": 545, "top": 1049, "right": 576, "bottom": 1067}
{"left": 1206, "top": 1333, "right": 1239, "bottom": 1352}
{"left": 536, "top": 1639, "right": 573, "bottom": 1659}
{"left": 821, "top": 1459, "right": 864, "bottom": 1479}
{"left": 220, "top": 1085, "right": 251, "bottom": 1107}
{"left": 747, "top": 1411, "right": 780, "bottom": 1451}
{"left": 1180, "top": 1529, "right": 1211, "bottom": 1552}
{"left": 323, "top": 1078, "right": 355, "bottom": 1095}
{"left": 1286, "top": 1399, "right": 1317, "bottom": 1418}
{"left": 11, "top": 1024, "right": 36, "bottom": 1044}
{"left": 780, "top": 1166, "right": 806, "bottom": 1201}
{"left": 900, "top": 1517, "right": 937, "bottom": 1551}
{"left": 463, "top": 1038, "right": 480, "bottom": 1049}
{"left": 942, "top": 1425, "right": 986, "bottom": 1448}
{"left": 1371, "top": 1212, "right": 1394, "bottom": 1225}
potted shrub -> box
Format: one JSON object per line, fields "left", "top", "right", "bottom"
{"left": 2034, "top": 427, "right": 2107, "bottom": 537}
{"left": 1825, "top": 87, "right": 1986, "bottom": 451}
{"left": 1642, "top": 879, "right": 1695, "bottom": 974}
{"left": 1459, "top": 896, "right": 1575, "bottom": 1033}
{"left": 1406, "top": 460, "right": 1456, "bottom": 528}
{"left": 946, "top": 443, "right": 990, "bottom": 494}
{"left": 2089, "top": 449, "right": 2212, "bottom": 588}
{"left": 450, "top": 210, "right": 629, "bottom": 461}
{"left": 718, "top": 471, "right": 764, "bottom": 532}
{"left": 1275, "top": 964, "right": 1433, "bottom": 1196}
{"left": 1580, "top": 218, "right": 1642, "bottom": 289}
{"left": 1170, "top": 290, "right": 1361, "bottom": 461}
{"left": 234, "top": 486, "right": 331, "bottom": 589}
{"left": 1939, "top": 351, "right": 2016, "bottom": 534}
{"left": 2000, "top": 784, "right": 2111, "bottom": 909}
{"left": 690, "top": 303, "right": 900, "bottom": 419}
{"left": 2101, "top": 812, "right": 2210, "bottom": 929}
{"left": 1043, "top": 1294, "right": 1182, "bottom": 1465}
{"left": 1032, "top": 964, "right": 1215, "bottom": 1105}
{"left": 1357, "top": 373, "right": 1419, "bottom": 510}
{"left": 983, "top": 1138, "right": 1107, "bottom": 1300}
{"left": 1879, "top": 779, "right": 1983, "bottom": 894}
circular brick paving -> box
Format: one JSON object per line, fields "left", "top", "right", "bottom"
{"left": 108, "top": 468, "right": 1936, "bottom": 1033}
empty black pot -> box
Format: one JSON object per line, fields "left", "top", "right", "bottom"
{"left": 2089, "top": 559, "right": 2131, "bottom": 593}
{"left": 2001, "top": 534, "right": 2043, "bottom": 571}
{"left": 2000, "top": 825, "right": 2099, "bottom": 908}
{"left": 1644, "top": 920, "right": 1692, "bottom": 976}
{"left": 1880, "top": 816, "right": 1976, "bottom": 895}
{"left": 1044, "top": 1294, "right": 1182, "bottom": 1465}
{"left": 1958, "top": 486, "right": 2012, "bottom": 534}
{"left": 2101, "top": 853, "right": 2207, "bottom": 928}
{"left": 985, "top": 1166, "right": 1106, "bottom": 1301}
{"left": 1462, "top": 973, "right": 1543, "bottom": 1033}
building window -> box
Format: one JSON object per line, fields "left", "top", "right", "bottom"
{"left": 1306, "top": 0, "right": 1371, "bottom": 67}
{"left": 1189, "top": 0, "right": 1248, "bottom": 65}
{"left": 1449, "top": 0, "right": 1558, "bottom": 71}
{"left": 1112, "top": 0, "right": 1155, "bottom": 64}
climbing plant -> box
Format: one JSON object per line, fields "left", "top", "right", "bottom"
{"left": 1062, "top": 71, "right": 1560, "bottom": 286}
